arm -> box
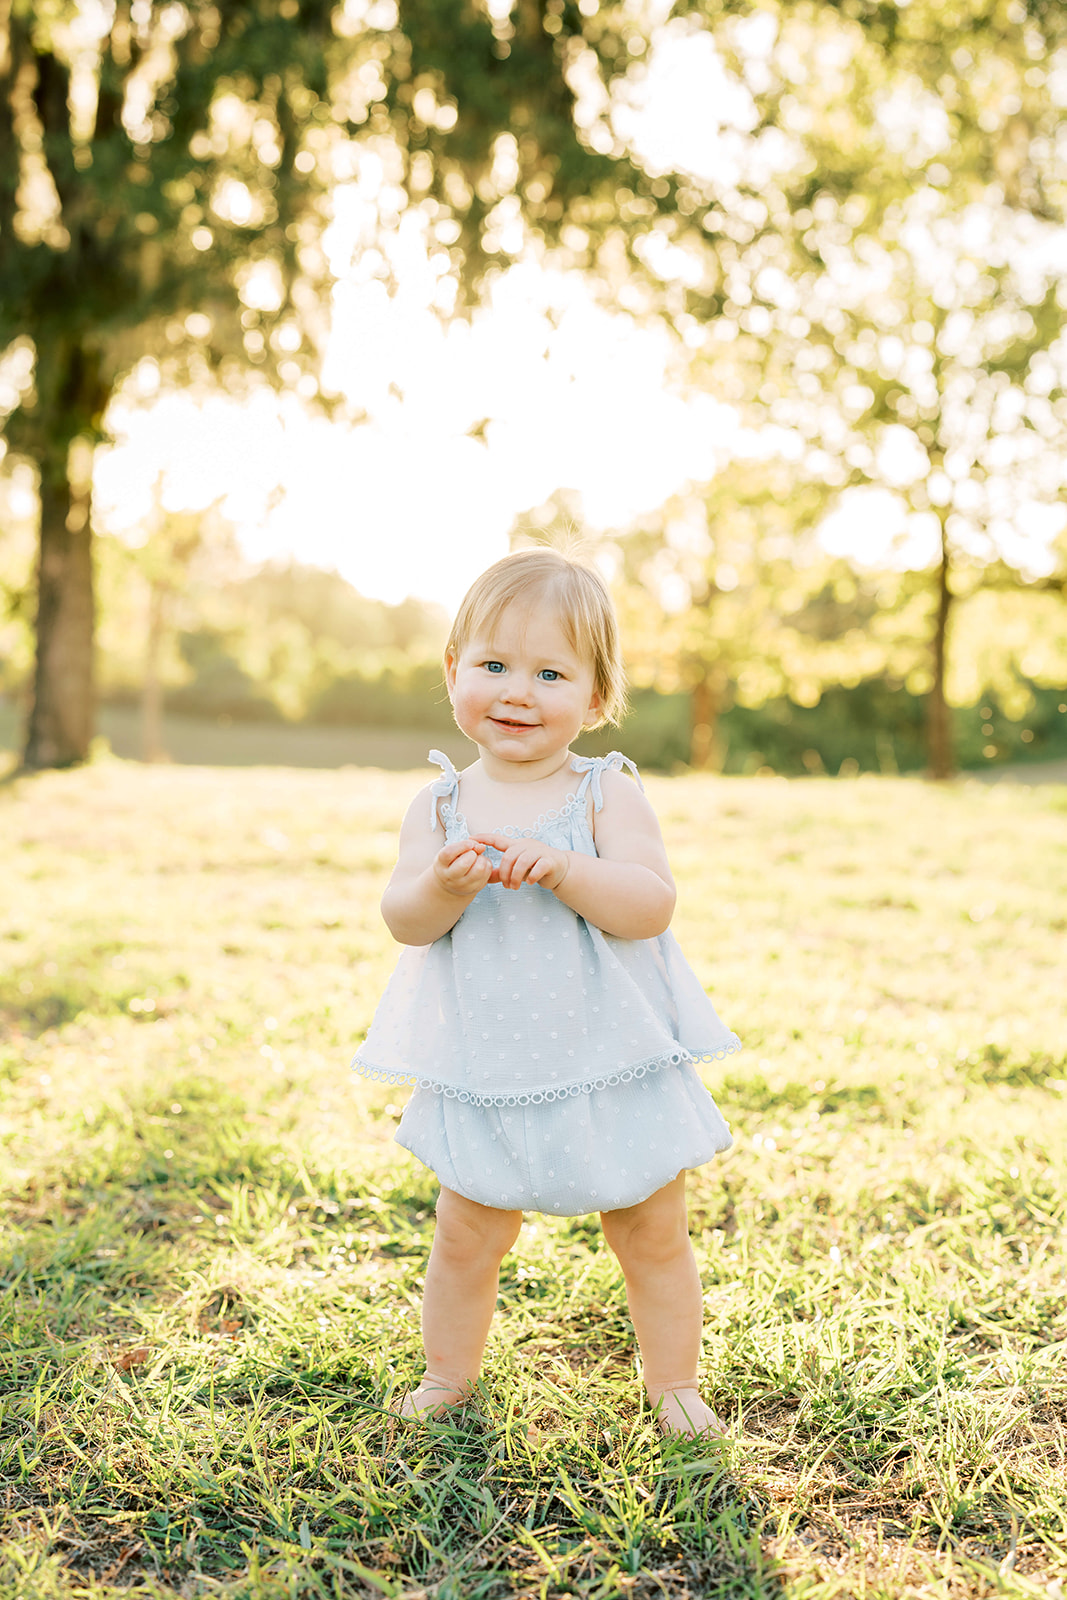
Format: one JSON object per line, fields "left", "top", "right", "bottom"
{"left": 473, "top": 771, "right": 676, "bottom": 940}
{"left": 381, "top": 785, "right": 493, "bottom": 945}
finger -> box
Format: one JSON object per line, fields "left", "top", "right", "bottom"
{"left": 446, "top": 855, "right": 489, "bottom": 896}
{"left": 447, "top": 849, "right": 478, "bottom": 879}
{"left": 503, "top": 848, "right": 536, "bottom": 889}
{"left": 463, "top": 853, "right": 492, "bottom": 885}
{"left": 442, "top": 837, "right": 484, "bottom": 864}
{"left": 493, "top": 846, "right": 521, "bottom": 889}
{"left": 470, "top": 832, "right": 515, "bottom": 852}
{"left": 511, "top": 850, "right": 539, "bottom": 888}
{"left": 471, "top": 837, "right": 532, "bottom": 889}
{"left": 442, "top": 849, "right": 483, "bottom": 882}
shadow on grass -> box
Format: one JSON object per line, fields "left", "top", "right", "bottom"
{"left": 957, "top": 1040, "right": 1067, "bottom": 1088}
{"left": 714, "top": 1071, "right": 887, "bottom": 1120}
{"left": 0, "top": 1333, "right": 780, "bottom": 1599}
{"left": 1, "top": 1123, "right": 781, "bottom": 1599}
{"left": 297, "top": 1396, "right": 780, "bottom": 1600}
{"left": 0, "top": 944, "right": 193, "bottom": 1038}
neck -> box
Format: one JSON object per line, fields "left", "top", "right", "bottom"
{"left": 477, "top": 748, "right": 573, "bottom": 784}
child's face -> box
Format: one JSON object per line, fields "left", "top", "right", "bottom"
{"left": 446, "top": 600, "right": 601, "bottom": 770}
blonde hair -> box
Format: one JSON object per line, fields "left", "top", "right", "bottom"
{"left": 446, "top": 549, "right": 626, "bottom": 728}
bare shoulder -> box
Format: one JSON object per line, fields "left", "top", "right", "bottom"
{"left": 598, "top": 768, "right": 661, "bottom": 823}
{"left": 397, "top": 781, "right": 437, "bottom": 827}
{"left": 592, "top": 767, "right": 670, "bottom": 869}
{"left": 393, "top": 781, "right": 445, "bottom": 870}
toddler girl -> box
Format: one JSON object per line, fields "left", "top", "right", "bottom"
{"left": 353, "top": 549, "right": 741, "bottom": 1436}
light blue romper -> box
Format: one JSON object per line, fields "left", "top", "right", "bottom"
{"left": 352, "top": 750, "right": 740, "bottom": 1215}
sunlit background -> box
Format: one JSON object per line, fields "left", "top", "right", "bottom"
{"left": 3, "top": 1, "right": 1067, "bottom": 778}
{"left": 89, "top": 28, "right": 764, "bottom": 611}
{"left": 81, "top": 20, "right": 1067, "bottom": 608}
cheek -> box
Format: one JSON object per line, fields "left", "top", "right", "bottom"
{"left": 555, "top": 685, "right": 589, "bottom": 718}
{"left": 451, "top": 678, "right": 486, "bottom": 722}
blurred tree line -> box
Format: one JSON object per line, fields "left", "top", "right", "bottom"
{"left": 2, "top": 0, "right": 1066, "bottom": 777}
{"left": 4, "top": 514, "right": 1064, "bottom": 772}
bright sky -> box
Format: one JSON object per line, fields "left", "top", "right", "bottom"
{"left": 97, "top": 273, "right": 739, "bottom": 609}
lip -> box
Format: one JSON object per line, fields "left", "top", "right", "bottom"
{"left": 491, "top": 717, "right": 539, "bottom": 731}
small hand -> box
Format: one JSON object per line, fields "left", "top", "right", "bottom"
{"left": 433, "top": 837, "right": 492, "bottom": 898}
{"left": 471, "top": 833, "right": 571, "bottom": 892}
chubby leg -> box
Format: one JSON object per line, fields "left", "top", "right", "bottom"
{"left": 600, "top": 1173, "right": 724, "bottom": 1438}
{"left": 401, "top": 1186, "right": 522, "bottom": 1418}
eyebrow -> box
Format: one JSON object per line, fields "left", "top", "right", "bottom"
{"left": 473, "top": 641, "right": 577, "bottom": 667}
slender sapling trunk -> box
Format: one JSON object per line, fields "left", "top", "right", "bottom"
{"left": 927, "top": 511, "right": 955, "bottom": 782}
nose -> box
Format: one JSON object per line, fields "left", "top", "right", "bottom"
{"left": 499, "top": 673, "right": 534, "bottom": 704}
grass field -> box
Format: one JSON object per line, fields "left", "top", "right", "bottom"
{"left": 1, "top": 758, "right": 1066, "bottom": 1600}
{"left": 0, "top": 702, "right": 477, "bottom": 773}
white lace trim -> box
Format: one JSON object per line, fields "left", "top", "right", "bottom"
{"left": 427, "top": 749, "right": 641, "bottom": 837}
{"left": 350, "top": 1035, "right": 741, "bottom": 1108}
{"left": 686, "top": 1042, "right": 743, "bottom": 1064}
{"left": 441, "top": 792, "right": 586, "bottom": 842}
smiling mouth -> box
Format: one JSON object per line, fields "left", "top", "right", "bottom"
{"left": 492, "top": 717, "right": 538, "bottom": 730}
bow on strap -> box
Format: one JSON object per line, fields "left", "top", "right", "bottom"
{"left": 428, "top": 748, "right": 460, "bottom": 829}
{"left": 569, "top": 751, "right": 644, "bottom": 812}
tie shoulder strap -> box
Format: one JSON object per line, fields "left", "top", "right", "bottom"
{"left": 569, "top": 751, "right": 644, "bottom": 813}
{"left": 427, "top": 749, "right": 461, "bottom": 830}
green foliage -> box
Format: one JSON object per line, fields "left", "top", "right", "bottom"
{"left": 577, "top": 677, "right": 1067, "bottom": 776}
{"left": 168, "top": 627, "right": 282, "bottom": 722}
{"left": 6, "top": 0, "right": 1067, "bottom": 776}
{"left": 308, "top": 660, "right": 454, "bottom": 730}
{"left": 2, "top": 3, "right": 331, "bottom": 454}
{"left": 575, "top": 3, "right": 1067, "bottom": 774}
{"left": 232, "top": 564, "right": 449, "bottom": 657}
{"left": 0, "top": 0, "right": 656, "bottom": 441}
{"left": 735, "top": 678, "right": 1067, "bottom": 777}
{"left": 1, "top": 0, "right": 659, "bottom": 766}
{"left": 83, "top": 551, "right": 451, "bottom": 724}
{"left": 0, "top": 463, "right": 35, "bottom": 693}
{"left": 1, "top": 762, "right": 1065, "bottom": 1597}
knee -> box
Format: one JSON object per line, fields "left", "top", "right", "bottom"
{"left": 602, "top": 1201, "right": 691, "bottom": 1274}
{"left": 433, "top": 1191, "right": 521, "bottom": 1270}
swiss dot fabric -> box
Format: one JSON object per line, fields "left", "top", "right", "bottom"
{"left": 353, "top": 751, "right": 740, "bottom": 1214}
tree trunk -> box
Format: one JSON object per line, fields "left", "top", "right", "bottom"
{"left": 927, "top": 513, "right": 955, "bottom": 781}
{"left": 689, "top": 665, "right": 727, "bottom": 771}
{"left": 19, "top": 336, "right": 108, "bottom": 770}
{"left": 142, "top": 579, "right": 169, "bottom": 763}
{"left": 22, "top": 456, "right": 95, "bottom": 769}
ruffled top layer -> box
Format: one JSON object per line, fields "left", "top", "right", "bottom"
{"left": 352, "top": 751, "right": 741, "bottom": 1108}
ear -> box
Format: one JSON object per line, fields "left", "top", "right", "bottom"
{"left": 444, "top": 651, "right": 458, "bottom": 699}
{"left": 583, "top": 688, "right": 602, "bottom": 727}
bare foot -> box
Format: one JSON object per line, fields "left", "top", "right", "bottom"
{"left": 650, "top": 1386, "right": 726, "bottom": 1438}
{"left": 396, "top": 1373, "right": 470, "bottom": 1420}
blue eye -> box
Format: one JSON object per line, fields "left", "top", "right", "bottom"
{"left": 538, "top": 669, "right": 560, "bottom": 681}
{"left": 483, "top": 660, "right": 505, "bottom": 674}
